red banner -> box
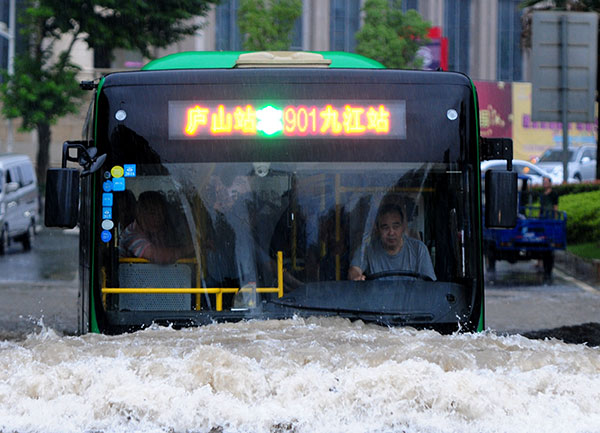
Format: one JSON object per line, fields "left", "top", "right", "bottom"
{"left": 475, "top": 81, "right": 512, "bottom": 139}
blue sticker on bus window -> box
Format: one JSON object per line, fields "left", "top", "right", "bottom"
{"left": 102, "top": 207, "right": 112, "bottom": 220}
{"left": 103, "top": 180, "right": 113, "bottom": 192}
{"left": 124, "top": 164, "right": 136, "bottom": 177}
{"left": 113, "top": 178, "right": 125, "bottom": 191}
{"left": 100, "top": 230, "right": 112, "bottom": 243}
{"left": 102, "top": 193, "right": 113, "bottom": 206}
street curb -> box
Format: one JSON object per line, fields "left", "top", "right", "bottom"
{"left": 554, "top": 250, "right": 600, "bottom": 287}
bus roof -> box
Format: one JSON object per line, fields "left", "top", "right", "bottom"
{"left": 142, "top": 51, "right": 385, "bottom": 71}
{"left": 102, "top": 67, "right": 471, "bottom": 90}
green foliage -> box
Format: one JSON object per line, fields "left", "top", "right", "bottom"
{"left": 238, "top": 0, "right": 303, "bottom": 51}
{"left": 38, "top": 0, "right": 219, "bottom": 59}
{"left": 355, "top": 0, "right": 431, "bottom": 69}
{"left": 0, "top": 0, "right": 218, "bottom": 186}
{"left": 531, "top": 181, "right": 600, "bottom": 197}
{"left": 567, "top": 242, "right": 600, "bottom": 260}
{"left": 558, "top": 190, "right": 600, "bottom": 244}
{"left": 0, "top": 54, "right": 82, "bottom": 131}
{"left": 0, "top": 2, "right": 84, "bottom": 131}
{"left": 525, "top": 183, "right": 600, "bottom": 248}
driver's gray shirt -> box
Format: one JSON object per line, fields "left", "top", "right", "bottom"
{"left": 351, "top": 235, "right": 436, "bottom": 281}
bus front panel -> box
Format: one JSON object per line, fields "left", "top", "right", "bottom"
{"left": 89, "top": 68, "right": 482, "bottom": 333}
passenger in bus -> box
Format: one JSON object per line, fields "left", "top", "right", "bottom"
{"left": 119, "top": 191, "right": 193, "bottom": 264}
{"left": 347, "top": 202, "right": 436, "bottom": 281}
{"left": 310, "top": 208, "right": 349, "bottom": 281}
{"left": 114, "top": 189, "right": 137, "bottom": 232}
{"left": 201, "top": 174, "right": 260, "bottom": 286}
{"left": 202, "top": 173, "right": 304, "bottom": 295}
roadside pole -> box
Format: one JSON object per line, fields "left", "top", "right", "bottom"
{"left": 560, "top": 15, "right": 569, "bottom": 182}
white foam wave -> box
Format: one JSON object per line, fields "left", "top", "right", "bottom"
{"left": 1, "top": 317, "right": 599, "bottom": 433}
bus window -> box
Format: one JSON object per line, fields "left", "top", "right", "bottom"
{"left": 99, "top": 160, "right": 476, "bottom": 328}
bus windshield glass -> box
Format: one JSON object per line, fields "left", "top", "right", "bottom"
{"left": 93, "top": 67, "right": 481, "bottom": 331}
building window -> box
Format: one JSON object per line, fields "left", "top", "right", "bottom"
{"left": 402, "top": 0, "right": 419, "bottom": 11}
{"left": 330, "top": 0, "right": 360, "bottom": 52}
{"left": 0, "top": 0, "right": 8, "bottom": 29}
{"left": 0, "top": 37, "right": 7, "bottom": 71}
{"left": 444, "top": 0, "right": 470, "bottom": 74}
{"left": 290, "top": 16, "right": 303, "bottom": 50}
{"left": 497, "top": 0, "right": 522, "bottom": 81}
{"left": 216, "top": 0, "right": 242, "bottom": 51}
{"left": 0, "top": 0, "right": 10, "bottom": 71}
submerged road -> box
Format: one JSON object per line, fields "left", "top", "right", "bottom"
{"left": 0, "top": 227, "right": 78, "bottom": 339}
{"left": 484, "top": 260, "right": 600, "bottom": 342}
{"left": 0, "top": 227, "right": 599, "bottom": 341}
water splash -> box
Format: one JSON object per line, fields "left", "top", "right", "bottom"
{"left": 1, "top": 317, "right": 599, "bottom": 433}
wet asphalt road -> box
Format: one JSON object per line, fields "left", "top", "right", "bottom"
{"left": 0, "top": 227, "right": 78, "bottom": 339}
{"left": 0, "top": 227, "right": 599, "bottom": 341}
{"left": 484, "top": 261, "right": 600, "bottom": 336}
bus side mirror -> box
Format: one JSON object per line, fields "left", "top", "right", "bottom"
{"left": 485, "top": 170, "right": 517, "bottom": 228}
{"left": 45, "top": 168, "right": 80, "bottom": 228}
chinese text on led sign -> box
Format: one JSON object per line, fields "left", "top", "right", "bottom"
{"left": 169, "top": 101, "right": 406, "bottom": 139}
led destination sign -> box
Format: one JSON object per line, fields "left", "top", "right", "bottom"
{"left": 168, "top": 100, "right": 406, "bottom": 139}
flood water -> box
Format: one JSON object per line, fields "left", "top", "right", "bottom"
{"left": 1, "top": 317, "right": 599, "bottom": 433}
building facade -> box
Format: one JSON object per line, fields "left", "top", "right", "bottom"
{"left": 147, "top": 0, "right": 525, "bottom": 82}
{"left": 1, "top": 0, "right": 528, "bottom": 162}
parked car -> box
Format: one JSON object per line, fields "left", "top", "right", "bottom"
{"left": 480, "top": 159, "right": 560, "bottom": 186}
{"left": 535, "top": 145, "right": 597, "bottom": 183}
{"left": 0, "top": 154, "right": 39, "bottom": 254}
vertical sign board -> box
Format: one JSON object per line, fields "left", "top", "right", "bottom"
{"left": 531, "top": 11, "right": 597, "bottom": 123}
{"left": 531, "top": 11, "right": 598, "bottom": 181}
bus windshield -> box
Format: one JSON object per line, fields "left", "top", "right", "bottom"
{"left": 100, "top": 161, "right": 477, "bottom": 329}
{"left": 85, "top": 65, "right": 483, "bottom": 333}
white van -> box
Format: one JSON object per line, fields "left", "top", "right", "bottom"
{"left": 0, "top": 154, "right": 39, "bottom": 254}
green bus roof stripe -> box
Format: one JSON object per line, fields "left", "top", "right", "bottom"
{"left": 142, "top": 51, "right": 385, "bottom": 71}
{"left": 470, "top": 77, "right": 485, "bottom": 333}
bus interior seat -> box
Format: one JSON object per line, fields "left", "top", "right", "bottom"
{"left": 118, "top": 262, "right": 193, "bottom": 311}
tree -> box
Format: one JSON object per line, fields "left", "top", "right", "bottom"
{"left": 355, "top": 0, "right": 431, "bottom": 69}
{"left": 0, "top": 0, "right": 219, "bottom": 188}
{"left": 0, "top": 3, "right": 82, "bottom": 186}
{"left": 238, "top": 0, "right": 302, "bottom": 51}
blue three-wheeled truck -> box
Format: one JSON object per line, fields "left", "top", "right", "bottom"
{"left": 483, "top": 174, "right": 567, "bottom": 279}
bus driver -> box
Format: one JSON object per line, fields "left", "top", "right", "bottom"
{"left": 347, "top": 202, "right": 436, "bottom": 281}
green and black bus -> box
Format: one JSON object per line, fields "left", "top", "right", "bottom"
{"left": 45, "top": 51, "right": 516, "bottom": 334}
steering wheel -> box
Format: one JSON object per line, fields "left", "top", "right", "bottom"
{"left": 364, "top": 269, "right": 433, "bottom": 281}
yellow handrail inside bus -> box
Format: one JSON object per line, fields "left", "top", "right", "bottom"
{"left": 102, "top": 251, "right": 284, "bottom": 311}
